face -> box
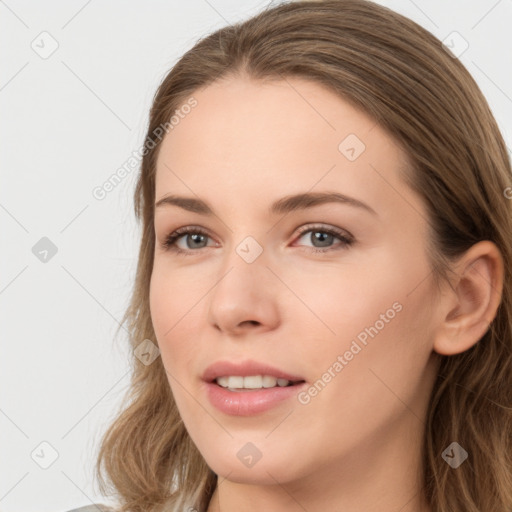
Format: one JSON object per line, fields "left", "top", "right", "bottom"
{"left": 150, "top": 76, "right": 441, "bottom": 487}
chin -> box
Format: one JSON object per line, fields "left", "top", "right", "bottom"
{"left": 201, "top": 447, "right": 303, "bottom": 486}
{"left": 210, "top": 463, "right": 290, "bottom": 486}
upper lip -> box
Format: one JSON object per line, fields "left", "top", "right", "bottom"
{"left": 202, "top": 359, "right": 306, "bottom": 383}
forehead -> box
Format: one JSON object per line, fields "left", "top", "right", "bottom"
{"left": 154, "top": 76, "right": 413, "bottom": 221}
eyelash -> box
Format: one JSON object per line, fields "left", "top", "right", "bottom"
{"left": 160, "top": 224, "right": 354, "bottom": 256}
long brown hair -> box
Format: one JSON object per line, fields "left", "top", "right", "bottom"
{"left": 94, "top": 1, "right": 512, "bottom": 511}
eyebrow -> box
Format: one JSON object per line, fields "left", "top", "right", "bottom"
{"left": 155, "top": 191, "right": 377, "bottom": 217}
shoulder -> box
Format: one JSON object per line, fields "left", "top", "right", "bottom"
{"left": 64, "top": 505, "right": 116, "bottom": 512}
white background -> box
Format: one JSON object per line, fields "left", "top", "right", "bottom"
{"left": 1, "top": 1, "right": 511, "bottom": 511}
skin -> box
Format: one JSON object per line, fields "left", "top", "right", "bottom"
{"left": 149, "top": 75, "right": 504, "bottom": 512}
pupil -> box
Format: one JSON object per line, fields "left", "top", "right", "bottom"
{"left": 313, "top": 231, "right": 332, "bottom": 247}
{"left": 188, "top": 234, "right": 206, "bottom": 248}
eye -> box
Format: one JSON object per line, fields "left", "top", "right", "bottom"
{"left": 159, "top": 224, "right": 354, "bottom": 256}
{"left": 293, "top": 224, "right": 354, "bottom": 253}
{"left": 160, "top": 226, "right": 215, "bottom": 256}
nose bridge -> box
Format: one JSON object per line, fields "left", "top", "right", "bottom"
{"left": 216, "top": 232, "right": 269, "bottom": 297}
{"left": 207, "top": 231, "right": 280, "bottom": 332}
{"left": 234, "top": 234, "right": 266, "bottom": 266}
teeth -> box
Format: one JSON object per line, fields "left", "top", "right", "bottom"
{"left": 215, "top": 375, "right": 293, "bottom": 389}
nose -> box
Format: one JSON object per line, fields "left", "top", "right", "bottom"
{"left": 207, "top": 250, "right": 281, "bottom": 336}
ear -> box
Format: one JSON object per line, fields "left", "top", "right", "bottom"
{"left": 433, "top": 240, "right": 504, "bottom": 356}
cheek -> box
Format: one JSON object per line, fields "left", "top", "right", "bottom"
{"left": 286, "top": 256, "right": 432, "bottom": 375}
{"left": 149, "top": 267, "right": 212, "bottom": 434}
{"left": 282, "top": 261, "right": 394, "bottom": 338}
{"left": 149, "top": 266, "right": 197, "bottom": 373}
{"left": 288, "top": 265, "right": 435, "bottom": 444}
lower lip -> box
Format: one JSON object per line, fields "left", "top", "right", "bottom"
{"left": 204, "top": 381, "right": 307, "bottom": 416}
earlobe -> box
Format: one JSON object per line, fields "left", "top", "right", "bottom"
{"left": 432, "top": 241, "right": 504, "bottom": 356}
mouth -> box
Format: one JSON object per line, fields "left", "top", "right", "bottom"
{"left": 201, "top": 359, "right": 307, "bottom": 413}
{"left": 204, "top": 376, "right": 308, "bottom": 416}
{"left": 202, "top": 359, "right": 306, "bottom": 387}
{"left": 211, "top": 375, "right": 306, "bottom": 391}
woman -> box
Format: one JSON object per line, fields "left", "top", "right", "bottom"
{"left": 88, "top": 1, "right": 512, "bottom": 511}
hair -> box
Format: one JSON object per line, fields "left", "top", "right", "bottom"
{"left": 94, "top": 1, "right": 512, "bottom": 511}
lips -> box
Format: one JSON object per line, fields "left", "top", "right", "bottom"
{"left": 202, "top": 359, "right": 306, "bottom": 384}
